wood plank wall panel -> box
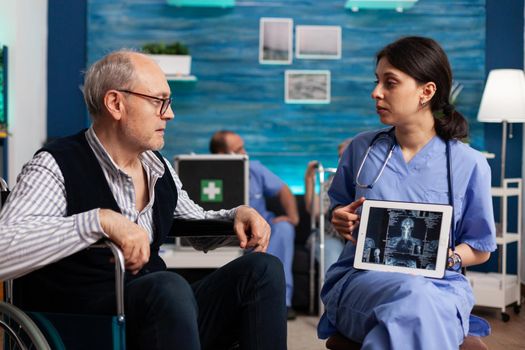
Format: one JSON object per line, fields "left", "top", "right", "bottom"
{"left": 88, "top": 0, "right": 485, "bottom": 192}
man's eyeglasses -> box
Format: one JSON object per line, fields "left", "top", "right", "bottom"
{"left": 117, "top": 90, "right": 172, "bottom": 116}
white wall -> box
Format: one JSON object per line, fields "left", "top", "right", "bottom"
{"left": 0, "top": 0, "right": 47, "bottom": 186}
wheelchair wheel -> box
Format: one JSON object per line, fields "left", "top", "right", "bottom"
{"left": 0, "top": 302, "right": 51, "bottom": 350}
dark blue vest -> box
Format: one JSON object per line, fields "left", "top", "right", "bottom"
{"left": 14, "top": 130, "right": 177, "bottom": 313}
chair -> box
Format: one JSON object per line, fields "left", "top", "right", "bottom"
{"left": 1, "top": 177, "right": 235, "bottom": 349}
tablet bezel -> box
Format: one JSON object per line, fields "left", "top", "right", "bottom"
{"left": 354, "top": 199, "right": 453, "bottom": 279}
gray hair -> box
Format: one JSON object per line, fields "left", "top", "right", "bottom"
{"left": 82, "top": 50, "right": 139, "bottom": 117}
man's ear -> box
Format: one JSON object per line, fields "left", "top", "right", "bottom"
{"left": 104, "top": 90, "right": 125, "bottom": 121}
{"left": 420, "top": 81, "right": 436, "bottom": 106}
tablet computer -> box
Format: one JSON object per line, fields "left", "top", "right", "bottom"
{"left": 354, "top": 200, "right": 453, "bottom": 279}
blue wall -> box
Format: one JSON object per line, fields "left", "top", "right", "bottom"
{"left": 86, "top": 0, "right": 487, "bottom": 193}
{"left": 47, "top": 0, "right": 525, "bottom": 274}
{"left": 47, "top": 1, "right": 525, "bottom": 190}
{"left": 47, "top": 0, "right": 88, "bottom": 140}
{"left": 485, "top": 0, "right": 524, "bottom": 184}
{"left": 480, "top": 0, "right": 524, "bottom": 274}
{"left": 48, "top": 0, "right": 523, "bottom": 189}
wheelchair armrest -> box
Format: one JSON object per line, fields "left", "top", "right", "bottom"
{"left": 90, "top": 241, "right": 125, "bottom": 322}
{"left": 169, "top": 218, "right": 235, "bottom": 238}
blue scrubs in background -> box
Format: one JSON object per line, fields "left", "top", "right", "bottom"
{"left": 249, "top": 160, "right": 295, "bottom": 307}
{"left": 318, "top": 129, "right": 496, "bottom": 349}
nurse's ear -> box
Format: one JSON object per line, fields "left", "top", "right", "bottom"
{"left": 419, "top": 81, "right": 436, "bottom": 107}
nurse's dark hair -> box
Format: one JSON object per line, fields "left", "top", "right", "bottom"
{"left": 376, "top": 36, "right": 468, "bottom": 140}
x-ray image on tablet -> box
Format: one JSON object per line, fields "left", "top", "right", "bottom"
{"left": 354, "top": 200, "right": 453, "bottom": 278}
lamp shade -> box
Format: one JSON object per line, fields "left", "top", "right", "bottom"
{"left": 477, "top": 69, "right": 525, "bottom": 123}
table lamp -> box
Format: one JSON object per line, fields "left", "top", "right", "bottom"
{"left": 477, "top": 69, "right": 525, "bottom": 186}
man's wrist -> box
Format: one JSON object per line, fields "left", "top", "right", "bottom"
{"left": 287, "top": 214, "right": 299, "bottom": 225}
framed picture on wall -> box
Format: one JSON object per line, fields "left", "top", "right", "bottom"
{"left": 295, "top": 25, "right": 342, "bottom": 59}
{"left": 285, "top": 70, "right": 331, "bottom": 104}
{"left": 259, "top": 18, "right": 293, "bottom": 64}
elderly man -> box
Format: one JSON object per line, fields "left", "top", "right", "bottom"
{"left": 0, "top": 51, "right": 286, "bottom": 350}
{"left": 210, "top": 130, "right": 299, "bottom": 320}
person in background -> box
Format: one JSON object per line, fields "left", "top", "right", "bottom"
{"left": 304, "top": 138, "right": 351, "bottom": 275}
{"left": 210, "top": 130, "right": 299, "bottom": 320}
{"left": 318, "top": 36, "right": 496, "bottom": 349}
{"left": 0, "top": 50, "right": 287, "bottom": 350}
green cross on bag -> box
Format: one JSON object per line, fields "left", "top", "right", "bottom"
{"left": 201, "top": 179, "right": 223, "bottom": 202}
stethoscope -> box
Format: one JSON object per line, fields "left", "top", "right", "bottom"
{"left": 354, "top": 127, "right": 458, "bottom": 250}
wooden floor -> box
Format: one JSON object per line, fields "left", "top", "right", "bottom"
{"left": 473, "top": 305, "right": 525, "bottom": 350}
{"left": 288, "top": 303, "right": 525, "bottom": 350}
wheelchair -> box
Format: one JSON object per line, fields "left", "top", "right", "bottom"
{"left": 1, "top": 242, "right": 125, "bottom": 350}
{"left": 2, "top": 241, "right": 126, "bottom": 350}
{"left": 0, "top": 301, "right": 51, "bottom": 349}
{"left": 1, "top": 177, "right": 52, "bottom": 349}
{"left": 1, "top": 174, "right": 125, "bottom": 349}
{"left": 0, "top": 177, "right": 234, "bottom": 349}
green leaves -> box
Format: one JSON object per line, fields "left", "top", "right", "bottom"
{"left": 142, "top": 42, "right": 189, "bottom": 55}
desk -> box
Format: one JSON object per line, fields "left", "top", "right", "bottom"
{"left": 160, "top": 244, "right": 243, "bottom": 268}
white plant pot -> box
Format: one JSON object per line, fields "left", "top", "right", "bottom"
{"left": 148, "top": 54, "right": 192, "bottom": 77}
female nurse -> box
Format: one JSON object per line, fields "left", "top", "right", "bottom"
{"left": 317, "top": 36, "right": 496, "bottom": 349}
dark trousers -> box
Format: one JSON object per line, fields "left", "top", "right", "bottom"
{"left": 122, "top": 252, "right": 286, "bottom": 350}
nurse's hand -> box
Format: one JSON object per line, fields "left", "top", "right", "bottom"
{"left": 331, "top": 197, "right": 365, "bottom": 244}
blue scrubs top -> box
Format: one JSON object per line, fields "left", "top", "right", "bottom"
{"left": 249, "top": 160, "right": 285, "bottom": 222}
{"left": 318, "top": 129, "right": 496, "bottom": 346}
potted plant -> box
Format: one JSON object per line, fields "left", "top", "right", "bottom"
{"left": 142, "top": 42, "right": 192, "bottom": 78}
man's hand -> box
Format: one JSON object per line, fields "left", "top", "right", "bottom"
{"left": 331, "top": 197, "right": 366, "bottom": 244}
{"left": 272, "top": 215, "right": 299, "bottom": 226}
{"left": 234, "top": 206, "right": 271, "bottom": 252}
{"left": 99, "top": 209, "right": 150, "bottom": 274}
{"left": 305, "top": 160, "right": 318, "bottom": 180}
